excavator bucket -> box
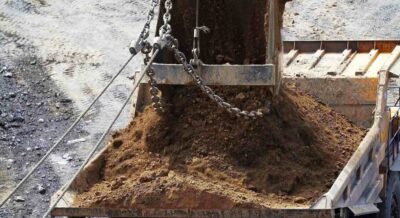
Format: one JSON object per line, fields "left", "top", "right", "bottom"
{"left": 136, "top": 0, "right": 282, "bottom": 111}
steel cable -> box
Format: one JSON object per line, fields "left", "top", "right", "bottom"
{"left": 42, "top": 49, "right": 159, "bottom": 218}
{"left": 0, "top": 54, "right": 135, "bottom": 207}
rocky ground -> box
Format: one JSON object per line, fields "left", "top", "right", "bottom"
{"left": 0, "top": 0, "right": 399, "bottom": 217}
{"left": 0, "top": 32, "right": 87, "bottom": 216}
{"left": 0, "top": 0, "right": 150, "bottom": 217}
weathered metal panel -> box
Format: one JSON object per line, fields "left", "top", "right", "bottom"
{"left": 285, "top": 77, "right": 378, "bottom": 127}
{"left": 348, "top": 204, "right": 379, "bottom": 216}
{"left": 287, "top": 78, "right": 378, "bottom": 105}
{"left": 309, "top": 49, "right": 325, "bottom": 69}
{"left": 51, "top": 208, "right": 333, "bottom": 218}
{"left": 327, "top": 49, "right": 353, "bottom": 75}
{"left": 319, "top": 70, "right": 389, "bottom": 209}
{"left": 366, "top": 175, "right": 384, "bottom": 203}
{"left": 382, "top": 46, "right": 400, "bottom": 73}
{"left": 146, "top": 64, "right": 275, "bottom": 86}
{"left": 390, "top": 155, "right": 400, "bottom": 171}
{"left": 283, "top": 40, "right": 400, "bottom": 53}
{"left": 356, "top": 49, "right": 379, "bottom": 75}
{"left": 285, "top": 49, "right": 298, "bottom": 66}
{"left": 348, "top": 163, "right": 378, "bottom": 205}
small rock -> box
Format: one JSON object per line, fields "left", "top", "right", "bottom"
{"left": 62, "top": 154, "right": 73, "bottom": 161}
{"left": 139, "top": 171, "right": 156, "bottom": 183}
{"left": 38, "top": 118, "right": 44, "bottom": 123}
{"left": 14, "top": 196, "right": 25, "bottom": 202}
{"left": 8, "top": 92, "right": 16, "bottom": 98}
{"left": 4, "top": 72, "right": 13, "bottom": 78}
{"left": 30, "top": 60, "right": 37, "bottom": 65}
{"left": 60, "top": 98, "right": 72, "bottom": 104}
{"left": 327, "top": 71, "right": 337, "bottom": 76}
{"left": 66, "top": 138, "right": 86, "bottom": 145}
{"left": 7, "top": 159, "right": 15, "bottom": 164}
{"left": 26, "top": 147, "right": 32, "bottom": 151}
{"left": 37, "top": 185, "right": 46, "bottom": 194}
{"left": 235, "top": 93, "right": 246, "bottom": 100}
{"left": 294, "top": 196, "right": 307, "bottom": 204}
{"left": 11, "top": 114, "right": 25, "bottom": 123}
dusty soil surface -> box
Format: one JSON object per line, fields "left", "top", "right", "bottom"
{"left": 74, "top": 84, "right": 366, "bottom": 209}
{"left": 0, "top": 0, "right": 152, "bottom": 217}
{"left": 283, "top": 0, "right": 400, "bottom": 40}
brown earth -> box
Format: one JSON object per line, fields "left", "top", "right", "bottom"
{"left": 73, "top": 83, "right": 366, "bottom": 209}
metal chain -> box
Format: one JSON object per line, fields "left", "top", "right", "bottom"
{"left": 163, "top": 35, "right": 264, "bottom": 119}
{"left": 139, "top": 0, "right": 172, "bottom": 113}
{"left": 140, "top": 0, "right": 159, "bottom": 40}
{"left": 152, "top": 0, "right": 264, "bottom": 119}
{"left": 159, "top": 0, "right": 172, "bottom": 36}
{"left": 130, "top": 0, "right": 159, "bottom": 55}
{"left": 142, "top": 42, "right": 164, "bottom": 113}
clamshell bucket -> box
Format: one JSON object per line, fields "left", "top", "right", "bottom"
{"left": 134, "top": 0, "right": 283, "bottom": 113}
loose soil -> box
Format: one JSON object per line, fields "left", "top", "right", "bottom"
{"left": 74, "top": 84, "right": 366, "bottom": 209}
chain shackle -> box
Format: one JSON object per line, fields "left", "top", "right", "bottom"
{"left": 130, "top": 0, "right": 159, "bottom": 55}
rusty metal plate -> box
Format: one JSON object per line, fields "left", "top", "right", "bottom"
{"left": 145, "top": 64, "right": 275, "bottom": 86}
{"left": 283, "top": 40, "right": 400, "bottom": 53}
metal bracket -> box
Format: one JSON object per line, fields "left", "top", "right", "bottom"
{"left": 141, "top": 63, "right": 275, "bottom": 86}
{"left": 348, "top": 204, "right": 379, "bottom": 216}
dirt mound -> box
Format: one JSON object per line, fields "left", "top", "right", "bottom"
{"left": 73, "top": 84, "right": 366, "bottom": 209}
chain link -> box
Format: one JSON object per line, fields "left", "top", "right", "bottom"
{"left": 146, "top": 0, "right": 265, "bottom": 119}
{"left": 142, "top": 42, "right": 164, "bottom": 113}
{"left": 141, "top": 0, "right": 159, "bottom": 40}
{"left": 160, "top": 0, "right": 172, "bottom": 36}
{"left": 163, "top": 35, "right": 265, "bottom": 119}
{"left": 130, "top": 0, "right": 159, "bottom": 55}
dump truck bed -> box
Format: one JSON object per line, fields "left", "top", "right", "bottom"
{"left": 50, "top": 40, "right": 400, "bottom": 217}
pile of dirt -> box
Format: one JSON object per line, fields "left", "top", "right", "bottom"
{"left": 73, "top": 84, "right": 366, "bottom": 209}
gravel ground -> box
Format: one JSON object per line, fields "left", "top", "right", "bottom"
{"left": 0, "top": 32, "right": 86, "bottom": 216}
{"left": 0, "top": 0, "right": 152, "bottom": 217}
{"left": 0, "top": 0, "right": 399, "bottom": 217}
{"left": 283, "top": 0, "right": 400, "bottom": 40}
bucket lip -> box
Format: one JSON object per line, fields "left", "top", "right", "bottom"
{"left": 50, "top": 206, "right": 333, "bottom": 218}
